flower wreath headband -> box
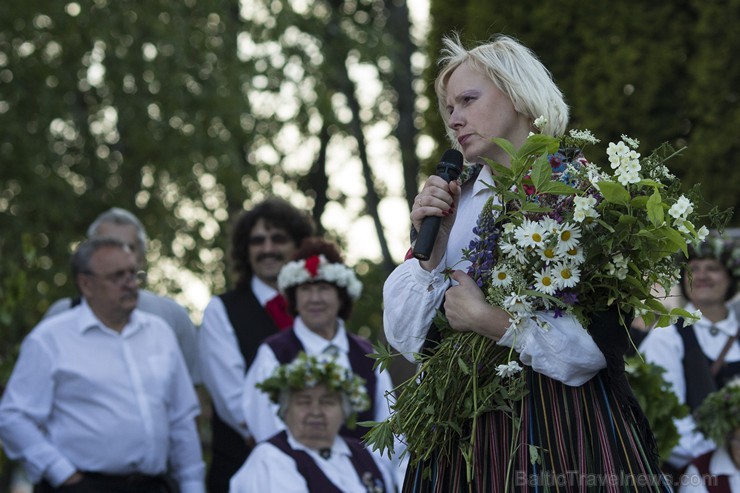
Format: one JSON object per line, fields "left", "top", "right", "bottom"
{"left": 694, "top": 377, "right": 740, "bottom": 446}
{"left": 257, "top": 352, "right": 371, "bottom": 414}
{"left": 686, "top": 235, "right": 740, "bottom": 281}
{"left": 277, "top": 254, "right": 363, "bottom": 300}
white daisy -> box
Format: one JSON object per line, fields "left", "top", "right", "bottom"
{"left": 534, "top": 269, "right": 558, "bottom": 295}
{"left": 563, "top": 246, "right": 585, "bottom": 265}
{"left": 490, "top": 267, "right": 512, "bottom": 287}
{"left": 538, "top": 244, "right": 561, "bottom": 264}
{"left": 514, "top": 219, "right": 548, "bottom": 249}
{"left": 552, "top": 262, "right": 580, "bottom": 288}
{"left": 499, "top": 238, "right": 527, "bottom": 264}
{"left": 556, "top": 222, "right": 581, "bottom": 252}
{"left": 539, "top": 216, "right": 561, "bottom": 237}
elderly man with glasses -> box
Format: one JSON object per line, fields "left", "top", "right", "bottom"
{"left": 44, "top": 207, "right": 200, "bottom": 384}
{"left": 0, "top": 237, "right": 205, "bottom": 493}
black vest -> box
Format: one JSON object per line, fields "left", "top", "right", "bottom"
{"left": 265, "top": 328, "right": 378, "bottom": 441}
{"left": 268, "top": 430, "right": 387, "bottom": 493}
{"left": 677, "top": 318, "right": 740, "bottom": 412}
{"left": 207, "top": 287, "right": 281, "bottom": 493}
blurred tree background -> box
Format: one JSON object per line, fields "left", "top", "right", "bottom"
{"left": 1, "top": 0, "right": 738, "bottom": 488}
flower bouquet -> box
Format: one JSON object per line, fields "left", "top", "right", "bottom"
{"left": 364, "top": 126, "right": 725, "bottom": 478}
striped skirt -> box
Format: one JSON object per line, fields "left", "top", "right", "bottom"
{"left": 402, "top": 369, "right": 672, "bottom": 493}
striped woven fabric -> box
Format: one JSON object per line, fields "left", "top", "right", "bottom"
{"left": 402, "top": 369, "right": 672, "bottom": 493}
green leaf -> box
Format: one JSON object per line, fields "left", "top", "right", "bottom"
{"left": 595, "top": 218, "right": 616, "bottom": 233}
{"left": 645, "top": 298, "right": 669, "bottom": 314}
{"left": 646, "top": 189, "right": 664, "bottom": 228}
{"left": 368, "top": 342, "right": 395, "bottom": 372}
{"left": 528, "top": 445, "right": 541, "bottom": 465}
{"left": 538, "top": 181, "right": 577, "bottom": 195}
{"left": 530, "top": 154, "right": 552, "bottom": 191}
{"left": 630, "top": 195, "right": 649, "bottom": 209}
{"left": 487, "top": 161, "right": 514, "bottom": 179}
{"left": 359, "top": 419, "right": 396, "bottom": 456}
{"left": 636, "top": 179, "right": 664, "bottom": 188}
{"left": 490, "top": 137, "right": 517, "bottom": 160}
{"left": 597, "top": 181, "right": 631, "bottom": 205}
{"left": 518, "top": 202, "right": 552, "bottom": 213}
{"left": 457, "top": 357, "right": 470, "bottom": 375}
{"left": 516, "top": 133, "right": 560, "bottom": 158}
{"left": 659, "top": 226, "right": 689, "bottom": 256}
{"left": 618, "top": 214, "right": 638, "bottom": 225}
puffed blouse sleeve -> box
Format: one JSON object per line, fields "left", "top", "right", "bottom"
{"left": 383, "top": 258, "right": 607, "bottom": 386}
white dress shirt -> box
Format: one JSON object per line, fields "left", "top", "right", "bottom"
{"left": 679, "top": 446, "right": 740, "bottom": 492}
{"left": 0, "top": 301, "right": 204, "bottom": 492}
{"left": 198, "top": 276, "right": 278, "bottom": 439}
{"left": 242, "top": 317, "right": 393, "bottom": 443}
{"left": 46, "top": 289, "right": 201, "bottom": 384}
{"left": 383, "top": 164, "right": 607, "bottom": 386}
{"left": 639, "top": 303, "right": 740, "bottom": 467}
{"left": 229, "top": 430, "right": 396, "bottom": 493}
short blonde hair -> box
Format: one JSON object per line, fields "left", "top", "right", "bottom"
{"left": 435, "top": 33, "right": 569, "bottom": 146}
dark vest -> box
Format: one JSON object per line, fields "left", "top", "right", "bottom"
{"left": 207, "top": 287, "right": 281, "bottom": 493}
{"left": 265, "top": 328, "right": 378, "bottom": 440}
{"left": 691, "top": 451, "right": 732, "bottom": 493}
{"left": 267, "top": 430, "right": 387, "bottom": 493}
{"left": 677, "top": 318, "right": 740, "bottom": 412}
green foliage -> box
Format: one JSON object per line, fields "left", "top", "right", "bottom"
{"left": 363, "top": 314, "right": 527, "bottom": 474}
{"left": 0, "top": 234, "right": 37, "bottom": 485}
{"left": 0, "top": 0, "right": 417, "bottom": 364}
{"left": 625, "top": 356, "right": 688, "bottom": 461}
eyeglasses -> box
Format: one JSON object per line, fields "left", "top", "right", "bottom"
{"left": 83, "top": 268, "right": 147, "bottom": 286}
{"left": 248, "top": 232, "right": 291, "bottom": 246}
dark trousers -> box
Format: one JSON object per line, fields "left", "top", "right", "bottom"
{"left": 35, "top": 472, "right": 174, "bottom": 493}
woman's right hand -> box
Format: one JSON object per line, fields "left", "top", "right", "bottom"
{"left": 412, "top": 175, "right": 461, "bottom": 270}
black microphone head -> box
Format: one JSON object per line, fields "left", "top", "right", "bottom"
{"left": 437, "top": 149, "right": 464, "bottom": 181}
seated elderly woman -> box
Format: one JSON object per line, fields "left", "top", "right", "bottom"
{"left": 229, "top": 352, "right": 396, "bottom": 492}
{"left": 679, "top": 377, "right": 740, "bottom": 492}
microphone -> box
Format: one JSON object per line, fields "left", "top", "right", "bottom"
{"left": 413, "top": 149, "right": 464, "bottom": 261}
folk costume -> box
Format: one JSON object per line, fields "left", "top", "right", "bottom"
{"left": 383, "top": 164, "right": 670, "bottom": 492}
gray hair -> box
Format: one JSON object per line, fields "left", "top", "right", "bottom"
{"left": 71, "top": 237, "right": 129, "bottom": 280}
{"left": 435, "top": 33, "right": 569, "bottom": 145}
{"left": 87, "top": 208, "right": 148, "bottom": 257}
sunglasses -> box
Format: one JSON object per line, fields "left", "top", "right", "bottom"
{"left": 248, "top": 232, "right": 291, "bottom": 246}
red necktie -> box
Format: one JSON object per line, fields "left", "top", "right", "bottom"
{"left": 265, "top": 293, "right": 293, "bottom": 331}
